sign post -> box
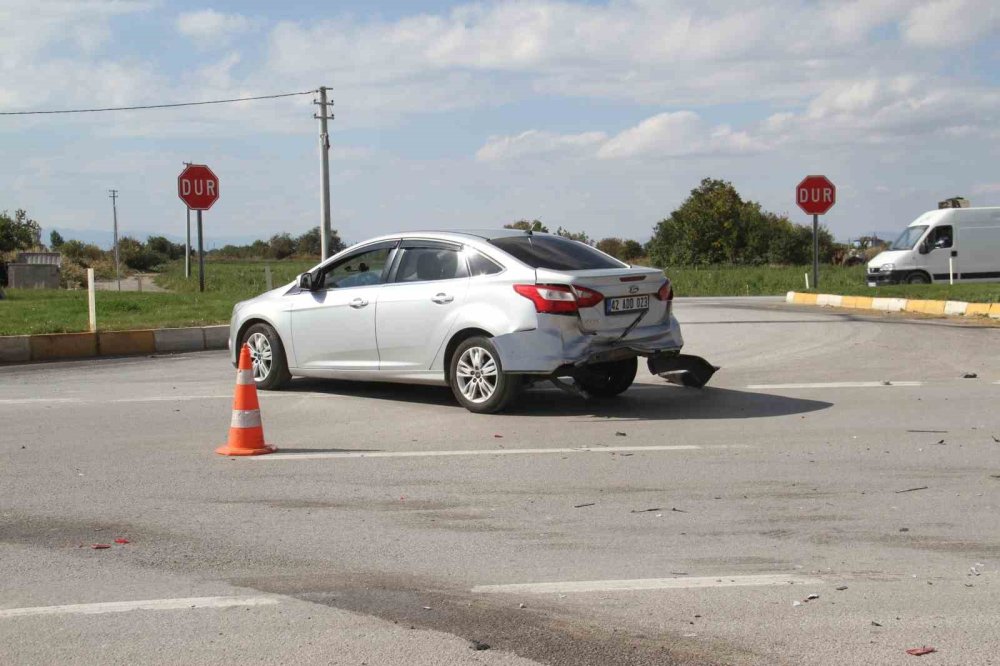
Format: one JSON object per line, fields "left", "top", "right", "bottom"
{"left": 177, "top": 164, "right": 220, "bottom": 292}
{"left": 796, "top": 175, "right": 836, "bottom": 290}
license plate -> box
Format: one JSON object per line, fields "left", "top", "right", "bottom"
{"left": 605, "top": 294, "right": 650, "bottom": 315}
{"left": 867, "top": 281, "right": 877, "bottom": 287}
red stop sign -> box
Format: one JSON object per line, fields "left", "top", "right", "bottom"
{"left": 178, "top": 164, "right": 219, "bottom": 210}
{"left": 796, "top": 175, "right": 836, "bottom": 215}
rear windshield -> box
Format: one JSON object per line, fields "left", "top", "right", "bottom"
{"left": 489, "top": 235, "right": 626, "bottom": 271}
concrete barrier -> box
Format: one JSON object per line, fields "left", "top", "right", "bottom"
{"left": 944, "top": 301, "right": 969, "bottom": 316}
{"left": 787, "top": 292, "right": 997, "bottom": 321}
{"left": 98, "top": 330, "right": 156, "bottom": 356}
{"left": 202, "top": 325, "right": 229, "bottom": 350}
{"left": 0, "top": 336, "right": 31, "bottom": 363}
{"left": 153, "top": 327, "right": 205, "bottom": 353}
{"left": 29, "top": 332, "right": 98, "bottom": 361}
{"left": 1, "top": 324, "right": 231, "bottom": 364}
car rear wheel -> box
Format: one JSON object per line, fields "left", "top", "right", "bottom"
{"left": 242, "top": 323, "right": 291, "bottom": 390}
{"left": 578, "top": 357, "right": 638, "bottom": 398}
{"left": 449, "top": 337, "right": 521, "bottom": 414}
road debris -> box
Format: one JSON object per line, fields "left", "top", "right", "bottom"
{"left": 907, "top": 429, "right": 947, "bottom": 434}
{"left": 895, "top": 486, "right": 929, "bottom": 494}
{"left": 615, "top": 432, "right": 627, "bottom": 437}
{"left": 519, "top": 603, "right": 526, "bottom": 609}
{"left": 91, "top": 544, "right": 111, "bottom": 549}
{"left": 470, "top": 640, "right": 491, "bottom": 651}
{"left": 630, "top": 507, "right": 662, "bottom": 513}
{"left": 906, "top": 646, "right": 936, "bottom": 656}
{"left": 871, "top": 621, "right": 882, "bottom": 627}
{"left": 574, "top": 503, "right": 596, "bottom": 508}
{"left": 835, "top": 586, "right": 848, "bottom": 591}
{"left": 962, "top": 372, "right": 978, "bottom": 379}
{"left": 493, "top": 434, "right": 503, "bottom": 438}
{"left": 422, "top": 606, "right": 432, "bottom": 610}
{"left": 900, "top": 527, "right": 910, "bottom": 532}
{"left": 935, "top": 439, "right": 946, "bottom": 445}
{"left": 114, "top": 538, "right": 130, "bottom": 544}
{"left": 803, "top": 594, "right": 820, "bottom": 602}
{"left": 671, "top": 507, "right": 688, "bottom": 513}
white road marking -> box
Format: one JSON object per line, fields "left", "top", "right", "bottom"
{"left": 257, "top": 444, "right": 748, "bottom": 461}
{"left": 0, "top": 595, "right": 279, "bottom": 619}
{"left": 0, "top": 393, "right": 328, "bottom": 406}
{"left": 746, "top": 381, "right": 923, "bottom": 390}
{"left": 472, "top": 574, "right": 822, "bottom": 595}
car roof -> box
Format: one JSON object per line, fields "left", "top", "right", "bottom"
{"left": 400, "top": 229, "right": 540, "bottom": 240}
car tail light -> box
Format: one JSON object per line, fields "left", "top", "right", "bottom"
{"left": 513, "top": 284, "right": 603, "bottom": 314}
{"left": 655, "top": 279, "right": 673, "bottom": 301}
{"left": 574, "top": 286, "right": 604, "bottom": 309}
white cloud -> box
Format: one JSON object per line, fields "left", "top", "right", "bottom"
{"left": 902, "top": 0, "right": 1000, "bottom": 46}
{"left": 598, "top": 112, "right": 765, "bottom": 159}
{"left": 476, "top": 130, "right": 607, "bottom": 162}
{"left": 176, "top": 9, "right": 254, "bottom": 45}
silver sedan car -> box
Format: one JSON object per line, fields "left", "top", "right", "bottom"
{"left": 229, "top": 229, "right": 694, "bottom": 413}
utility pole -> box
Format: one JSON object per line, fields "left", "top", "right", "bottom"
{"left": 314, "top": 86, "right": 334, "bottom": 260}
{"left": 108, "top": 189, "right": 120, "bottom": 291}
{"left": 183, "top": 161, "right": 192, "bottom": 278}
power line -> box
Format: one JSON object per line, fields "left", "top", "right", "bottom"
{"left": 0, "top": 90, "right": 317, "bottom": 116}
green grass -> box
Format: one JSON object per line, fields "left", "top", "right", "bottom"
{"left": 2, "top": 260, "right": 998, "bottom": 336}
{"left": 0, "top": 260, "right": 312, "bottom": 336}
{"left": 155, "top": 259, "right": 314, "bottom": 298}
{"left": 0, "top": 288, "right": 240, "bottom": 335}
{"left": 664, "top": 264, "right": 1000, "bottom": 302}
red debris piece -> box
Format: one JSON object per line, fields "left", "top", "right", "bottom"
{"left": 114, "top": 538, "right": 130, "bottom": 544}
{"left": 906, "top": 647, "right": 936, "bottom": 656}
{"left": 91, "top": 544, "right": 111, "bottom": 550}
{"left": 494, "top": 434, "right": 503, "bottom": 438}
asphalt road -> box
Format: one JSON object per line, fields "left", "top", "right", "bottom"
{"left": 2, "top": 297, "right": 999, "bottom": 665}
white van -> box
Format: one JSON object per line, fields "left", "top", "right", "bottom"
{"left": 867, "top": 206, "right": 1000, "bottom": 285}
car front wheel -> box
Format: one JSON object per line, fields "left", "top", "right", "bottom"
{"left": 241, "top": 323, "right": 291, "bottom": 390}
{"left": 577, "top": 357, "right": 638, "bottom": 398}
{"left": 449, "top": 336, "right": 521, "bottom": 414}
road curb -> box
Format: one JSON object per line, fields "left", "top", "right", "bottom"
{"left": 787, "top": 292, "right": 1000, "bottom": 320}
{"left": 0, "top": 325, "right": 228, "bottom": 364}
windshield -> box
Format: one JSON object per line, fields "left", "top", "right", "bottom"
{"left": 489, "top": 235, "right": 626, "bottom": 271}
{"left": 890, "top": 226, "right": 928, "bottom": 251}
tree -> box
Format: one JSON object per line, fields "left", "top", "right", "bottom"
{"left": 596, "top": 237, "right": 626, "bottom": 259}
{"left": 0, "top": 209, "right": 42, "bottom": 253}
{"left": 146, "top": 235, "right": 184, "bottom": 260}
{"left": 50, "top": 230, "right": 65, "bottom": 249}
{"left": 267, "top": 233, "right": 297, "bottom": 260}
{"left": 504, "top": 220, "right": 548, "bottom": 233}
{"left": 556, "top": 227, "right": 592, "bottom": 244}
{"left": 296, "top": 227, "right": 322, "bottom": 257}
{"left": 648, "top": 177, "right": 832, "bottom": 266}
{"left": 622, "top": 239, "right": 644, "bottom": 261}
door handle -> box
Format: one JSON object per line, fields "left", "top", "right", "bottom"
{"left": 432, "top": 293, "right": 454, "bottom": 304}
{"left": 349, "top": 298, "right": 368, "bottom": 309}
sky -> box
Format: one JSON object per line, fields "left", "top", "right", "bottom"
{"left": 1, "top": 0, "right": 998, "bottom": 248}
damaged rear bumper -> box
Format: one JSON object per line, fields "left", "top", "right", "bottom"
{"left": 646, "top": 352, "right": 719, "bottom": 388}
{"left": 491, "top": 314, "right": 685, "bottom": 373}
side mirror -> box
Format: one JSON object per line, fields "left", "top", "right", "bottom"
{"left": 297, "top": 272, "right": 315, "bottom": 291}
{"left": 918, "top": 242, "right": 929, "bottom": 255}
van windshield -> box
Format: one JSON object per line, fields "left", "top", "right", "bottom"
{"left": 891, "top": 226, "right": 928, "bottom": 251}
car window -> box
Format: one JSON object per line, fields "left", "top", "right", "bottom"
{"left": 466, "top": 250, "right": 504, "bottom": 276}
{"left": 392, "top": 247, "right": 469, "bottom": 283}
{"left": 928, "top": 225, "right": 953, "bottom": 249}
{"left": 320, "top": 246, "right": 392, "bottom": 289}
{"left": 489, "top": 235, "right": 626, "bottom": 270}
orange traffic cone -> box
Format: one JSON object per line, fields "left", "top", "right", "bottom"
{"left": 215, "top": 344, "right": 276, "bottom": 456}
